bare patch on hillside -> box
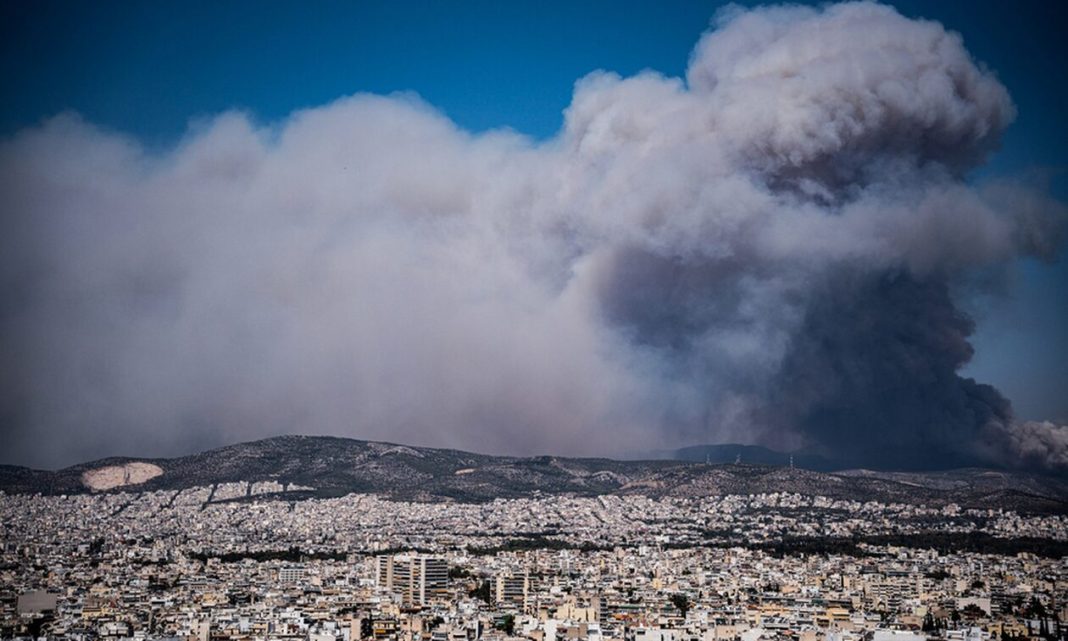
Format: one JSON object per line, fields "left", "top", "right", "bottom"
{"left": 82, "top": 462, "right": 163, "bottom": 490}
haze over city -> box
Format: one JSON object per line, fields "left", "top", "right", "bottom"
{"left": 1, "top": 0, "right": 1067, "bottom": 472}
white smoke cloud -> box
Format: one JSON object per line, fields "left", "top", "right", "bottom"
{"left": 1, "top": 2, "right": 1064, "bottom": 470}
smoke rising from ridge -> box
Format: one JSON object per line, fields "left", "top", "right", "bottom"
{"left": 1, "top": 1, "right": 1066, "bottom": 470}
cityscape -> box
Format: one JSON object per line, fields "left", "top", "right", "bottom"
{"left": 2, "top": 470, "right": 1066, "bottom": 640}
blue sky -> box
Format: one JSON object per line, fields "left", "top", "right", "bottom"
{"left": 2, "top": 0, "right": 1065, "bottom": 424}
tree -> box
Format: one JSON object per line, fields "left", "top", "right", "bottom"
{"left": 1028, "top": 597, "right": 1047, "bottom": 619}
{"left": 670, "top": 593, "right": 691, "bottom": 618}
{"left": 469, "top": 580, "right": 492, "bottom": 605}
{"left": 495, "top": 615, "right": 515, "bottom": 636}
{"left": 449, "top": 566, "right": 471, "bottom": 579}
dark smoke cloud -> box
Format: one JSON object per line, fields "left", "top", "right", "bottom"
{"left": 766, "top": 271, "right": 1013, "bottom": 470}
{"left": 1, "top": 2, "right": 1066, "bottom": 471}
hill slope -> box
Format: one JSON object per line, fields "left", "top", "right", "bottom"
{"left": 2, "top": 435, "right": 1065, "bottom": 512}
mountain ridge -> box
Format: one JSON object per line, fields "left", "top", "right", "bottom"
{"left": 2, "top": 435, "right": 1065, "bottom": 513}
{"left": 656, "top": 443, "right": 839, "bottom": 471}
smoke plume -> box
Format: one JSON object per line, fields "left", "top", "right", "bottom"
{"left": 1, "top": 2, "right": 1066, "bottom": 470}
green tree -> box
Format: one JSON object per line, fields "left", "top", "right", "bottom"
{"left": 469, "top": 580, "right": 492, "bottom": 605}
{"left": 670, "top": 593, "right": 690, "bottom": 617}
{"left": 495, "top": 614, "right": 515, "bottom": 636}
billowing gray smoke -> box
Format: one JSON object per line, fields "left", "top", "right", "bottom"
{"left": 1, "top": 2, "right": 1066, "bottom": 470}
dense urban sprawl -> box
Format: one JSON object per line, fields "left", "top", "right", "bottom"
{"left": 2, "top": 485, "right": 1066, "bottom": 641}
